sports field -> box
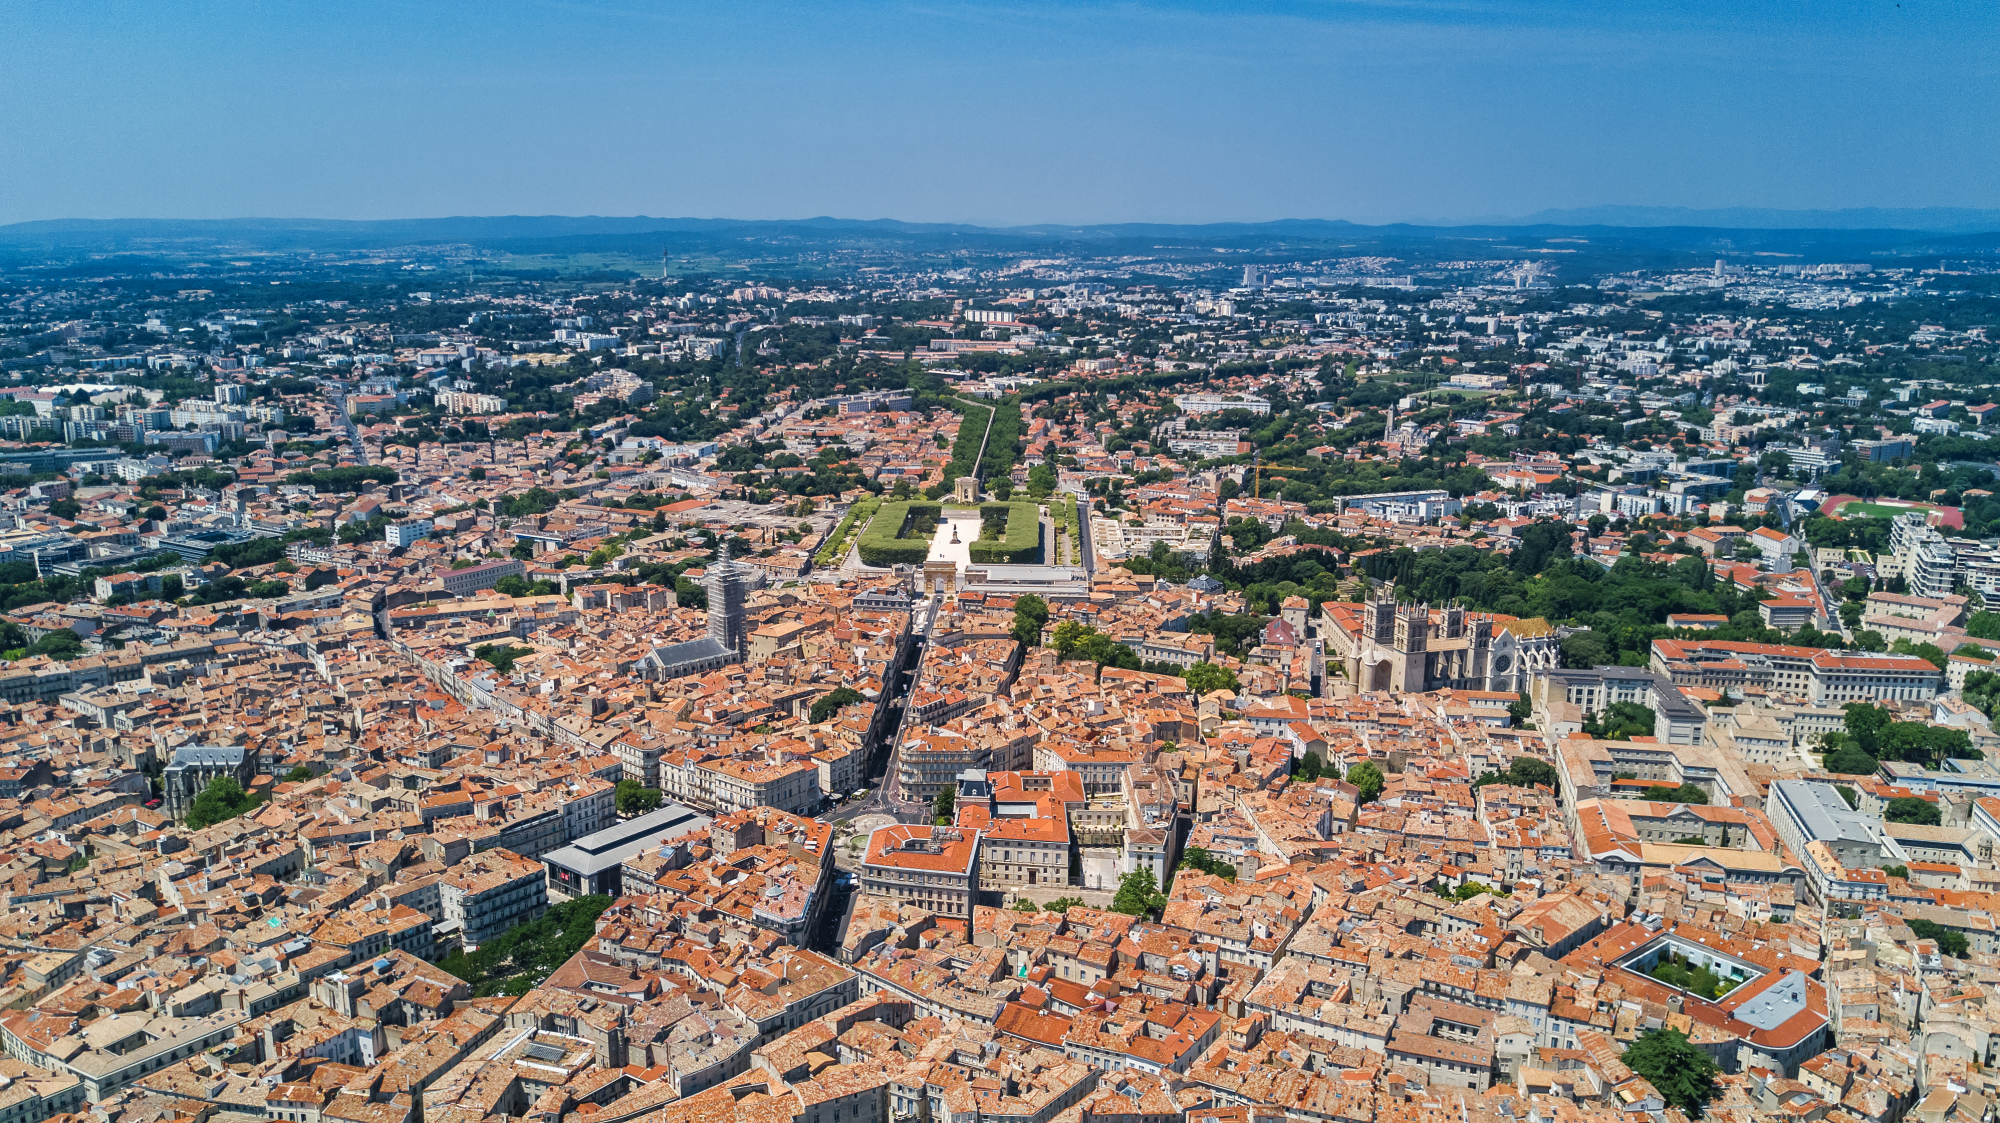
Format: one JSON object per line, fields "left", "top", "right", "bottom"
{"left": 1821, "top": 493, "right": 1964, "bottom": 529}
{"left": 1840, "top": 501, "right": 1924, "bottom": 519}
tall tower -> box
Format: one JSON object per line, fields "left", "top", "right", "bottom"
{"left": 1393, "top": 603, "right": 1429, "bottom": 655}
{"left": 1392, "top": 602, "right": 1430, "bottom": 693}
{"left": 705, "top": 543, "right": 748, "bottom": 654}
{"left": 1368, "top": 583, "right": 1397, "bottom": 644}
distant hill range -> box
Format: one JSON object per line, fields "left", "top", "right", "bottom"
{"left": 0, "top": 208, "right": 1994, "bottom": 256}
{"left": 1488, "top": 205, "right": 2000, "bottom": 233}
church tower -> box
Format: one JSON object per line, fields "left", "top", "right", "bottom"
{"left": 706, "top": 543, "right": 749, "bottom": 654}
{"left": 1368, "top": 583, "right": 1397, "bottom": 644}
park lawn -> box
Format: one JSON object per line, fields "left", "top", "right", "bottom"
{"left": 1840, "top": 501, "right": 1929, "bottom": 520}
{"left": 856, "top": 501, "right": 942, "bottom": 566}
{"left": 968, "top": 501, "right": 1041, "bottom": 564}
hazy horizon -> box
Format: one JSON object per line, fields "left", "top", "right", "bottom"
{"left": 3, "top": 1, "right": 1995, "bottom": 228}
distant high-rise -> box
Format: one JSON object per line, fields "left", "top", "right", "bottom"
{"left": 1242, "top": 264, "right": 1267, "bottom": 288}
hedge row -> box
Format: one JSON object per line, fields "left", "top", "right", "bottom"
{"left": 813, "top": 496, "right": 879, "bottom": 566}
{"left": 943, "top": 398, "right": 994, "bottom": 484}
{"left": 978, "top": 399, "right": 1023, "bottom": 481}
{"left": 967, "top": 501, "right": 1041, "bottom": 564}
{"left": 857, "top": 501, "right": 944, "bottom": 566}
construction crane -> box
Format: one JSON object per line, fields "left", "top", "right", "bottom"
{"left": 1247, "top": 451, "right": 1309, "bottom": 500}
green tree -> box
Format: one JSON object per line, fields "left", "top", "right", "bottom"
{"left": 184, "top": 776, "right": 258, "bottom": 829}
{"left": 1882, "top": 864, "right": 1910, "bottom": 879}
{"left": 1183, "top": 661, "right": 1240, "bottom": 696}
{"left": 1294, "top": 752, "right": 1323, "bottom": 782}
{"left": 1028, "top": 462, "right": 1058, "bottom": 498}
{"left": 28, "top": 630, "right": 84, "bottom": 659}
{"left": 1622, "top": 1027, "right": 1719, "bottom": 1116}
{"left": 1966, "top": 668, "right": 2000, "bottom": 717}
{"left": 1822, "top": 741, "right": 1880, "bottom": 775}
{"left": 616, "top": 779, "right": 664, "bottom": 817}
{"left": 1348, "top": 760, "right": 1385, "bottom": 803}
{"left": 437, "top": 894, "right": 612, "bottom": 996}
{"left": 1111, "top": 867, "right": 1168, "bottom": 917}
{"left": 1891, "top": 638, "right": 1950, "bottom": 673}
{"left": 935, "top": 783, "right": 956, "bottom": 823}
{"left": 1843, "top": 701, "right": 1893, "bottom": 758}
{"left": 474, "top": 644, "right": 534, "bottom": 673}
{"left": 811, "top": 686, "right": 865, "bottom": 724}
{"left": 1966, "top": 612, "right": 2000, "bottom": 640}
{"left": 1909, "top": 917, "right": 1970, "bottom": 958}
{"left": 1641, "top": 783, "right": 1710, "bottom": 805}
{"left": 1885, "top": 796, "right": 1941, "bottom": 825}
{"left": 282, "top": 766, "right": 314, "bottom": 783}
{"left": 1582, "top": 701, "right": 1655, "bottom": 741}
{"left": 1011, "top": 594, "right": 1050, "bottom": 647}
{"left": 1474, "top": 757, "right": 1559, "bottom": 790}
{"left": 48, "top": 498, "right": 81, "bottom": 519}
{"left": 1178, "top": 846, "right": 1237, "bottom": 880}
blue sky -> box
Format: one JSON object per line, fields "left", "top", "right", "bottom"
{"left": 0, "top": 0, "right": 1993, "bottom": 226}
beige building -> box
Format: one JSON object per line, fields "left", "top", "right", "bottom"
{"left": 859, "top": 825, "right": 980, "bottom": 917}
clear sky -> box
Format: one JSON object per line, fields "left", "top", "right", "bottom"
{"left": 1, "top": 0, "right": 1994, "bottom": 227}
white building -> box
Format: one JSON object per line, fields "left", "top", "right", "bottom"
{"left": 385, "top": 518, "right": 432, "bottom": 548}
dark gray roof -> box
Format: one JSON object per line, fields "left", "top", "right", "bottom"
{"left": 541, "top": 803, "right": 712, "bottom": 878}
{"left": 651, "top": 636, "right": 731, "bottom": 667}
{"left": 167, "top": 744, "right": 245, "bottom": 768}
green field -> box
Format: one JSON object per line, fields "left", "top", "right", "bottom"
{"left": 1839, "top": 501, "right": 1929, "bottom": 520}
{"left": 857, "top": 501, "right": 941, "bottom": 567}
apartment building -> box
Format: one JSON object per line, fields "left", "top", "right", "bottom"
{"left": 1861, "top": 591, "right": 1969, "bottom": 644}
{"left": 309, "top": 903, "right": 438, "bottom": 966}
{"left": 1809, "top": 651, "right": 1943, "bottom": 705}
{"left": 859, "top": 825, "right": 980, "bottom": 918}
{"left": 1530, "top": 667, "right": 1707, "bottom": 746}
{"left": 439, "top": 848, "right": 548, "bottom": 946}
{"left": 1650, "top": 638, "right": 1940, "bottom": 703}
{"left": 972, "top": 812, "right": 1069, "bottom": 893}
{"left": 435, "top": 558, "right": 525, "bottom": 597}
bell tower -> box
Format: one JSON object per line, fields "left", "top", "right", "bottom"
{"left": 1368, "top": 583, "right": 1397, "bottom": 644}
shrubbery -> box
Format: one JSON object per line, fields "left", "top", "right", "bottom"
{"left": 815, "top": 497, "right": 879, "bottom": 566}
{"left": 285, "top": 466, "right": 397, "bottom": 493}
{"left": 967, "top": 501, "right": 1040, "bottom": 564}
{"left": 857, "top": 501, "right": 943, "bottom": 566}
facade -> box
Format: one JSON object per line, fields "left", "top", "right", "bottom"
{"left": 1332, "top": 584, "right": 1561, "bottom": 695}
{"left": 1808, "top": 651, "right": 1944, "bottom": 705}
{"left": 1533, "top": 667, "right": 1708, "bottom": 745}
{"left": 1651, "top": 638, "right": 1941, "bottom": 703}
{"left": 859, "top": 825, "right": 980, "bottom": 918}
{"left": 386, "top": 517, "right": 432, "bottom": 548}
{"left": 1768, "top": 780, "right": 1888, "bottom": 890}
{"left": 542, "top": 802, "right": 712, "bottom": 899}
{"left": 975, "top": 812, "right": 1070, "bottom": 893}
{"left": 438, "top": 848, "right": 547, "bottom": 946}
{"left": 162, "top": 743, "right": 255, "bottom": 820}
{"left": 437, "top": 558, "right": 524, "bottom": 597}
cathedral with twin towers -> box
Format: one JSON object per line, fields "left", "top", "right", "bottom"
{"left": 1326, "top": 582, "right": 1564, "bottom": 696}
